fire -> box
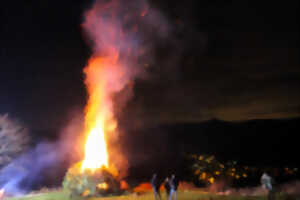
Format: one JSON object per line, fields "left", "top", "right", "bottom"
{"left": 81, "top": 121, "right": 108, "bottom": 171}
{"left": 80, "top": 57, "right": 118, "bottom": 173}
{"left": 79, "top": 0, "right": 144, "bottom": 176}
{"left": 97, "top": 183, "right": 109, "bottom": 190}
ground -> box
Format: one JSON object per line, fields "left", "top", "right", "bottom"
{"left": 6, "top": 190, "right": 270, "bottom": 200}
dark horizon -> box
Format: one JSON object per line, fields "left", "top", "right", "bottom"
{"left": 123, "top": 117, "right": 300, "bottom": 167}
{"left": 18, "top": 116, "right": 300, "bottom": 166}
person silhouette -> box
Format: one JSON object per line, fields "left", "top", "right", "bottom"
{"left": 151, "top": 173, "right": 161, "bottom": 200}
{"left": 164, "top": 177, "right": 171, "bottom": 199}
{"left": 261, "top": 172, "right": 275, "bottom": 200}
{"left": 169, "top": 174, "right": 179, "bottom": 200}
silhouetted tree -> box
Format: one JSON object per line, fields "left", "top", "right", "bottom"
{"left": 0, "top": 114, "right": 29, "bottom": 169}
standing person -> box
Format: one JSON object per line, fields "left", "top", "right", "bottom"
{"left": 164, "top": 177, "right": 171, "bottom": 199}
{"left": 261, "top": 172, "right": 275, "bottom": 200}
{"left": 151, "top": 173, "right": 161, "bottom": 200}
{"left": 169, "top": 174, "right": 179, "bottom": 200}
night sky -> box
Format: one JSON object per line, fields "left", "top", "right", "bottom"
{"left": 1, "top": 0, "right": 299, "bottom": 167}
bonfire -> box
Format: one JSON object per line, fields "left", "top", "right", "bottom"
{"left": 63, "top": 0, "right": 150, "bottom": 196}
{"left": 63, "top": 2, "right": 131, "bottom": 197}
{"left": 63, "top": 56, "right": 124, "bottom": 197}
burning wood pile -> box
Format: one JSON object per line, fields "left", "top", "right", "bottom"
{"left": 62, "top": 1, "right": 137, "bottom": 197}
{"left": 63, "top": 163, "right": 122, "bottom": 197}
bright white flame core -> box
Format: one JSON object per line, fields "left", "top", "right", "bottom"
{"left": 81, "top": 121, "right": 108, "bottom": 172}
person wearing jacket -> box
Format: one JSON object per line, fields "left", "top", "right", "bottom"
{"left": 169, "top": 174, "right": 179, "bottom": 200}
{"left": 151, "top": 173, "right": 161, "bottom": 200}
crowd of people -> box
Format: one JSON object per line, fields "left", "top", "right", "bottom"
{"left": 151, "top": 174, "right": 179, "bottom": 200}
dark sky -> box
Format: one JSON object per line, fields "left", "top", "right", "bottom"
{"left": 0, "top": 0, "right": 299, "bottom": 136}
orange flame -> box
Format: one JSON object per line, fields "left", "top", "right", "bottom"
{"left": 81, "top": 56, "right": 119, "bottom": 173}
{"left": 81, "top": 120, "right": 108, "bottom": 171}
{"left": 79, "top": 0, "right": 147, "bottom": 175}
{"left": 97, "top": 182, "right": 109, "bottom": 190}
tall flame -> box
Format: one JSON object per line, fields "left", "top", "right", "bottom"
{"left": 81, "top": 121, "right": 108, "bottom": 171}
{"left": 79, "top": 0, "right": 149, "bottom": 175}
{"left": 81, "top": 57, "right": 119, "bottom": 172}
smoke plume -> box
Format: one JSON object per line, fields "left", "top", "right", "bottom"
{"left": 0, "top": 112, "right": 83, "bottom": 195}
{"left": 81, "top": 0, "right": 172, "bottom": 177}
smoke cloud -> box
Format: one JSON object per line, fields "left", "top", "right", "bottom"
{"left": 0, "top": 112, "right": 84, "bottom": 195}
{"left": 81, "top": 0, "right": 173, "bottom": 177}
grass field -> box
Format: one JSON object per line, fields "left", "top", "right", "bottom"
{"left": 6, "top": 190, "right": 269, "bottom": 200}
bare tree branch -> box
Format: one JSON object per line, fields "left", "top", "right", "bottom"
{"left": 0, "top": 114, "right": 29, "bottom": 168}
